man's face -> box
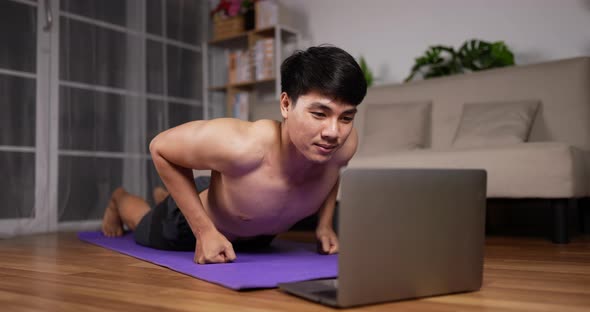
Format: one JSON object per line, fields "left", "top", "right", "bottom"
{"left": 281, "top": 91, "right": 358, "bottom": 163}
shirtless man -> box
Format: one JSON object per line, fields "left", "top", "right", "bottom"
{"left": 101, "top": 45, "right": 367, "bottom": 264}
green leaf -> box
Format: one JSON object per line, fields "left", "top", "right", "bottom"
{"left": 358, "top": 56, "right": 374, "bottom": 87}
{"left": 490, "top": 41, "right": 515, "bottom": 66}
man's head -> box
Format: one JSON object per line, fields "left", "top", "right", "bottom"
{"left": 280, "top": 45, "right": 367, "bottom": 106}
{"left": 279, "top": 46, "right": 367, "bottom": 163}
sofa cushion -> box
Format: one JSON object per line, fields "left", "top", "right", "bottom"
{"left": 347, "top": 142, "right": 587, "bottom": 198}
{"left": 452, "top": 100, "right": 540, "bottom": 148}
{"left": 358, "top": 101, "right": 431, "bottom": 156}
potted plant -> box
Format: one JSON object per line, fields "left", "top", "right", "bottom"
{"left": 211, "top": 0, "right": 256, "bottom": 40}
{"left": 404, "top": 39, "right": 515, "bottom": 82}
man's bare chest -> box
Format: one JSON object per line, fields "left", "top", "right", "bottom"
{"left": 217, "top": 167, "right": 337, "bottom": 219}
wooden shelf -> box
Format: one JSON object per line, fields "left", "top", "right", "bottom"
{"left": 208, "top": 25, "right": 297, "bottom": 46}
{"left": 204, "top": 20, "right": 299, "bottom": 120}
{"left": 208, "top": 85, "right": 228, "bottom": 91}
{"left": 208, "top": 77, "right": 276, "bottom": 91}
{"left": 208, "top": 32, "right": 249, "bottom": 46}
{"left": 231, "top": 77, "right": 275, "bottom": 89}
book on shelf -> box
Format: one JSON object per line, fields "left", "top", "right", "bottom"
{"left": 253, "top": 38, "right": 274, "bottom": 80}
{"left": 232, "top": 92, "right": 249, "bottom": 120}
{"left": 228, "top": 49, "right": 252, "bottom": 84}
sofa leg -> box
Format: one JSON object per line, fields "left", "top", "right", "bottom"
{"left": 552, "top": 199, "right": 570, "bottom": 244}
{"left": 581, "top": 197, "right": 590, "bottom": 234}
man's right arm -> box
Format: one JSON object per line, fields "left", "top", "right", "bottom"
{"left": 149, "top": 119, "right": 263, "bottom": 263}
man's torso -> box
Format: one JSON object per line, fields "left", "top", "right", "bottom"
{"left": 198, "top": 120, "right": 344, "bottom": 240}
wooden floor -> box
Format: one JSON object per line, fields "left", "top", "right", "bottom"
{"left": 0, "top": 232, "right": 589, "bottom": 312}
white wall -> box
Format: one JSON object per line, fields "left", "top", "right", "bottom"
{"left": 280, "top": 0, "right": 590, "bottom": 85}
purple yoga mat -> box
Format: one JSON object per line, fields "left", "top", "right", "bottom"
{"left": 78, "top": 232, "right": 337, "bottom": 290}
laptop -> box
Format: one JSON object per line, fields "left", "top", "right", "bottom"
{"left": 279, "top": 168, "right": 487, "bottom": 308}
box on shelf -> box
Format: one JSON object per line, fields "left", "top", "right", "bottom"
{"left": 213, "top": 14, "right": 245, "bottom": 40}
{"left": 255, "top": 0, "right": 278, "bottom": 29}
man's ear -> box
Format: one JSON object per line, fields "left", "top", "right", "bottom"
{"left": 280, "top": 92, "right": 291, "bottom": 119}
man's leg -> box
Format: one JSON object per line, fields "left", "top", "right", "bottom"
{"left": 133, "top": 177, "right": 209, "bottom": 250}
{"left": 101, "top": 187, "right": 151, "bottom": 237}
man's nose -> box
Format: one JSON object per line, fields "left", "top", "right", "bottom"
{"left": 321, "top": 119, "right": 339, "bottom": 140}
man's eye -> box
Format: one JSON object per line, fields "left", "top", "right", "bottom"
{"left": 341, "top": 116, "right": 354, "bottom": 122}
{"left": 311, "top": 112, "right": 326, "bottom": 117}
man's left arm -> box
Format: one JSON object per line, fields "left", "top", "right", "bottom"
{"left": 316, "top": 126, "right": 358, "bottom": 254}
{"left": 316, "top": 178, "right": 340, "bottom": 254}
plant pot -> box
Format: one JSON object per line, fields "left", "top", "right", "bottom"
{"left": 213, "top": 14, "right": 245, "bottom": 40}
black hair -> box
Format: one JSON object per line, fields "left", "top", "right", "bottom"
{"left": 280, "top": 45, "right": 367, "bottom": 106}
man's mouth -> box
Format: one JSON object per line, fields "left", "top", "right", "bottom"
{"left": 314, "top": 143, "right": 338, "bottom": 153}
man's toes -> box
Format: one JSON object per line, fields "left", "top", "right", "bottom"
{"left": 102, "top": 226, "right": 113, "bottom": 237}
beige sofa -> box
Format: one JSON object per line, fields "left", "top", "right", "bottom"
{"left": 349, "top": 57, "right": 590, "bottom": 244}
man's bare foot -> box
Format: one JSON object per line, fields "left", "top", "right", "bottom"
{"left": 101, "top": 188, "right": 126, "bottom": 237}
{"left": 153, "top": 186, "right": 169, "bottom": 205}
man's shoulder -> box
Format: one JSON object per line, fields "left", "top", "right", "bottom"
{"left": 217, "top": 119, "right": 279, "bottom": 173}
{"left": 249, "top": 119, "right": 281, "bottom": 145}
{"left": 250, "top": 118, "right": 280, "bottom": 132}
{"left": 207, "top": 118, "right": 278, "bottom": 142}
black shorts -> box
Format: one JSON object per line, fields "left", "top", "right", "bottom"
{"left": 134, "top": 176, "right": 275, "bottom": 251}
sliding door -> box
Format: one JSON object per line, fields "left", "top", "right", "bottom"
{"left": 56, "top": 0, "right": 206, "bottom": 230}
{"left": 0, "top": 0, "right": 206, "bottom": 235}
{"left": 0, "top": 0, "right": 51, "bottom": 236}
